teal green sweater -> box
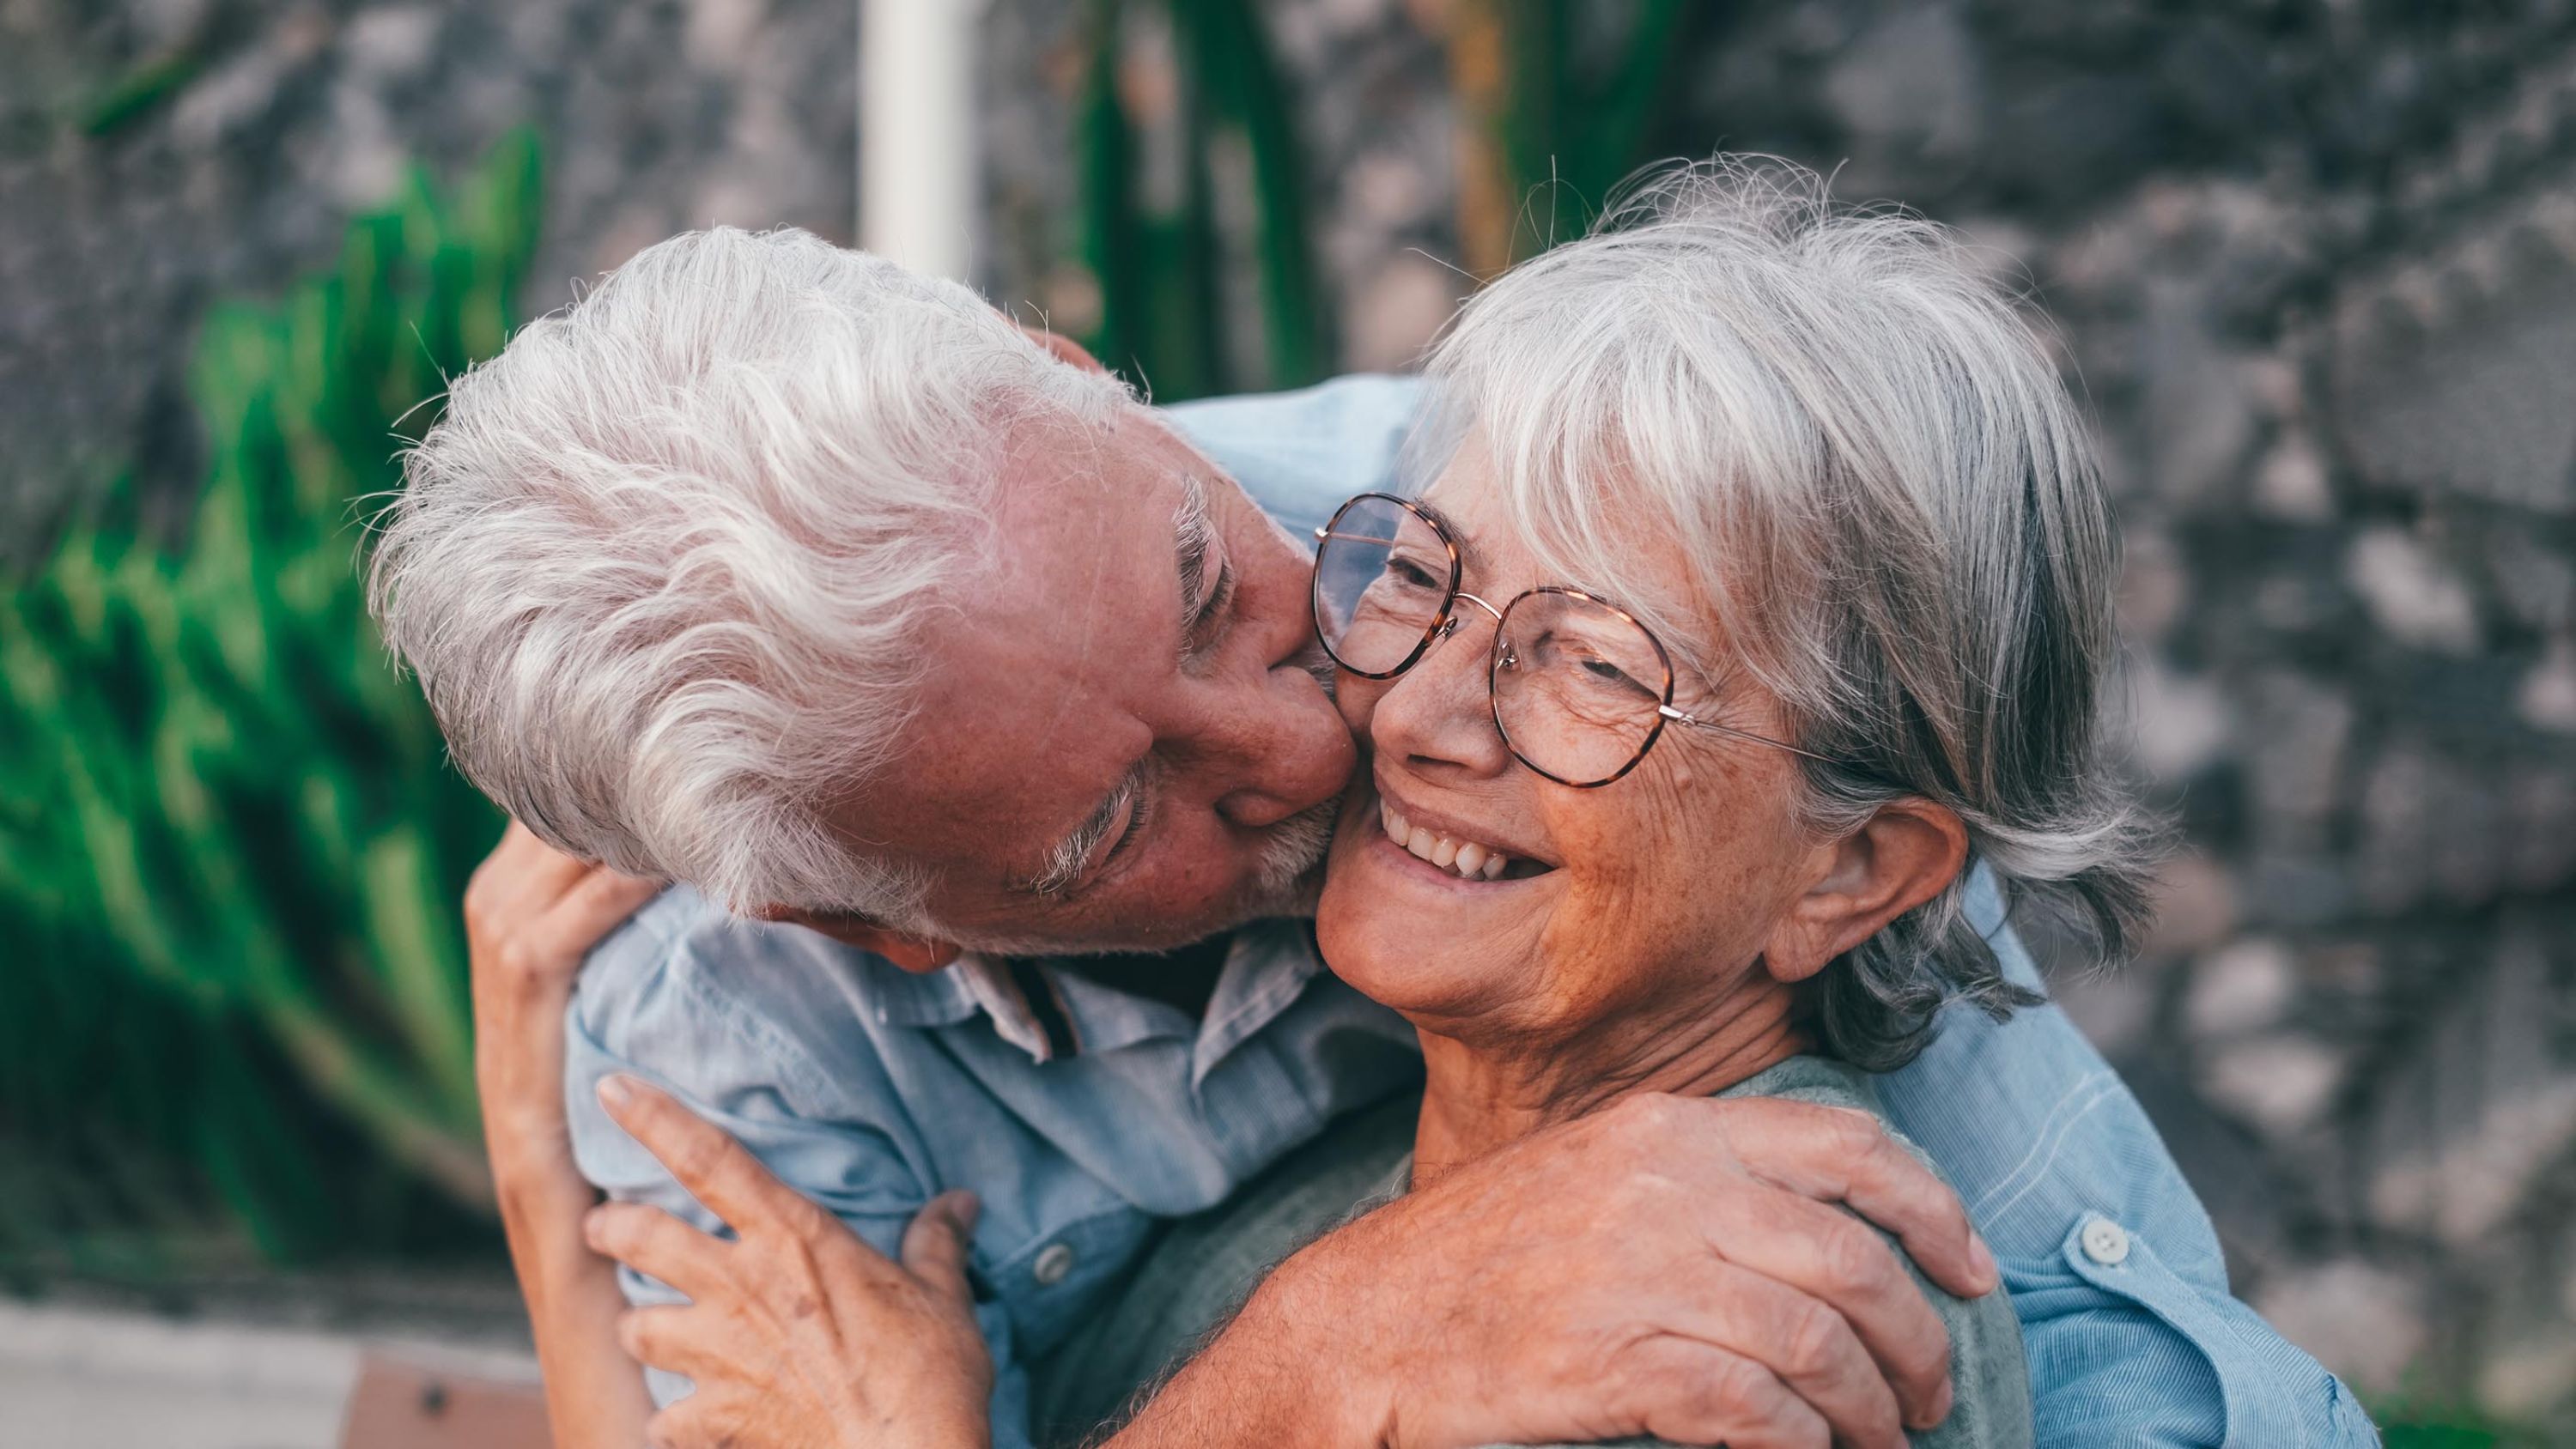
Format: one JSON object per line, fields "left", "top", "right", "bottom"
{"left": 1030, "top": 1055, "right": 2032, "bottom": 1448}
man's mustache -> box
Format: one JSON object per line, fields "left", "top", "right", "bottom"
{"left": 1295, "top": 642, "right": 1337, "bottom": 700}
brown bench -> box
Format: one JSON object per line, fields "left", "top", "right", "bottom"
{"left": 337, "top": 1353, "right": 550, "bottom": 1449}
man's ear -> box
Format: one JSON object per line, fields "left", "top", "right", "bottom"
{"left": 1761, "top": 800, "right": 1968, "bottom": 985}
{"left": 751, "top": 906, "right": 964, "bottom": 973}
{"left": 1011, "top": 318, "right": 1111, "bottom": 376}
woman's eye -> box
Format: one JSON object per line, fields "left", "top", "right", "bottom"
{"left": 1386, "top": 555, "right": 1440, "bottom": 590}
{"left": 1569, "top": 650, "right": 1657, "bottom": 700}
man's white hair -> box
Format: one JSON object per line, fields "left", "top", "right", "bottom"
{"left": 1423, "top": 158, "right": 2165, "bottom": 1069}
{"left": 369, "top": 227, "right": 1129, "bottom": 919}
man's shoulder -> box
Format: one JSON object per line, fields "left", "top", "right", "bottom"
{"left": 570, "top": 884, "right": 953, "bottom": 1106}
{"left": 1159, "top": 375, "right": 1425, "bottom": 535}
{"left": 581, "top": 884, "right": 933, "bottom": 1006}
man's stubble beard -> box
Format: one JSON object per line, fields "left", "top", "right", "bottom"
{"left": 930, "top": 647, "right": 1351, "bottom": 956}
{"left": 1243, "top": 794, "right": 1339, "bottom": 918}
{"left": 1242, "top": 642, "right": 1346, "bottom": 919}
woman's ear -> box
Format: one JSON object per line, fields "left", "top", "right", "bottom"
{"left": 1760, "top": 800, "right": 1968, "bottom": 984}
{"left": 751, "top": 906, "right": 964, "bottom": 973}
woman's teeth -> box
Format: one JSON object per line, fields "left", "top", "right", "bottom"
{"left": 1380, "top": 801, "right": 1510, "bottom": 881}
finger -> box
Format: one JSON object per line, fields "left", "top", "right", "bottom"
{"left": 1687, "top": 1188, "right": 1954, "bottom": 1429}
{"left": 1705, "top": 1099, "right": 1998, "bottom": 1298}
{"left": 901, "top": 1190, "right": 981, "bottom": 1302}
{"left": 597, "top": 1076, "right": 818, "bottom": 1236}
{"left": 617, "top": 1303, "right": 728, "bottom": 1381}
{"left": 583, "top": 1201, "right": 732, "bottom": 1300}
{"left": 1670, "top": 1261, "right": 1908, "bottom": 1449}
{"left": 540, "top": 867, "right": 664, "bottom": 957}
{"left": 646, "top": 1397, "right": 732, "bottom": 1449}
{"left": 468, "top": 820, "right": 594, "bottom": 920}
{"left": 1615, "top": 1337, "right": 1830, "bottom": 1449}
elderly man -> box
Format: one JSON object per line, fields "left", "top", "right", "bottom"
{"left": 373, "top": 226, "right": 2374, "bottom": 1449}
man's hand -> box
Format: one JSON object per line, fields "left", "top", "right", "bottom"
{"left": 463, "top": 822, "right": 663, "bottom": 1449}
{"left": 585, "top": 1076, "right": 994, "bottom": 1449}
{"left": 1132, "top": 1092, "right": 1998, "bottom": 1449}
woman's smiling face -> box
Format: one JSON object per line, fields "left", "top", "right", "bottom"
{"left": 1314, "top": 445, "right": 1832, "bottom": 1050}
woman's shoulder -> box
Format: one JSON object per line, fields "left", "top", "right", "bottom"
{"left": 1716, "top": 1055, "right": 2036, "bottom": 1449}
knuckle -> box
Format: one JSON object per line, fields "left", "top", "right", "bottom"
{"left": 782, "top": 1194, "right": 841, "bottom": 1246}
{"left": 671, "top": 1134, "right": 731, "bottom": 1184}
{"left": 1776, "top": 1297, "right": 1849, "bottom": 1380}
{"left": 1604, "top": 1344, "right": 1693, "bottom": 1417}
{"left": 1817, "top": 1218, "right": 1898, "bottom": 1298}
{"left": 1610, "top": 1091, "right": 1689, "bottom": 1137}
{"left": 1705, "top": 1351, "right": 1775, "bottom": 1413}
{"left": 1818, "top": 1104, "right": 1888, "bottom": 1160}
{"left": 493, "top": 938, "right": 548, "bottom": 984}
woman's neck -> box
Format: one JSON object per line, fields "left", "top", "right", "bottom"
{"left": 1411, "top": 982, "right": 1810, "bottom": 1180}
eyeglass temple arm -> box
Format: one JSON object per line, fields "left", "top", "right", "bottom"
{"left": 1656, "top": 706, "right": 1838, "bottom": 767}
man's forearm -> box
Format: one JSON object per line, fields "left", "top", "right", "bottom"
{"left": 1099, "top": 1258, "right": 1378, "bottom": 1449}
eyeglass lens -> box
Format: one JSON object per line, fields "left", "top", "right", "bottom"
{"left": 1313, "top": 494, "right": 1672, "bottom": 785}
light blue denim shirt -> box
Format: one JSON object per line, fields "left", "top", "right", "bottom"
{"left": 568, "top": 374, "right": 2378, "bottom": 1448}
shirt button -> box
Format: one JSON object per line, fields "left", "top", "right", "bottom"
{"left": 2081, "top": 1217, "right": 2131, "bottom": 1267}
{"left": 1031, "top": 1242, "right": 1076, "bottom": 1287}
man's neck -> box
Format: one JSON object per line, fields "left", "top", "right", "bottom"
{"left": 1409, "top": 984, "right": 1809, "bottom": 1181}
{"left": 1050, "top": 934, "right": 1235, "bottom": 1021}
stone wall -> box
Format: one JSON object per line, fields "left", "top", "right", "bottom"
{"left": 979, "top": 2, "right": 2576, "bottom": 1422}
{"left": 5, "top": 0, "right": 2573, "bottom": 1426}
{"left": 0, "top": 0, "right": 858, "bottom": 556}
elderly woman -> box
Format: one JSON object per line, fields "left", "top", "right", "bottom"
{"left": 579, "top": 161, "right": 2156, "bottom": 1448}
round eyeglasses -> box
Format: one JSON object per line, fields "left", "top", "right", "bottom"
{"left": 1310, "top": 492, "right": 1830, "bottom": 788}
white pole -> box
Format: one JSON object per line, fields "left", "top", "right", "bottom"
{"left": 860, "top": 0, "right": 979, "bottom": 282}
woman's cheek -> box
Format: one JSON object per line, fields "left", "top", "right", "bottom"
{"left": 1538, "top": 762, "right": 1730, "bottom": 1003}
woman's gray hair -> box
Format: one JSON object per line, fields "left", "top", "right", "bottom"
{"left": 1426, "top": 158, "right": 2164, "bottom": 1070}
{"left": 369, "top": 227, "right": 1129, "bottom": 919}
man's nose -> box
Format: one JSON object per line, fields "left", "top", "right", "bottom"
{"left": 1210, "top": 648, "right": 1356, "bottom": 828}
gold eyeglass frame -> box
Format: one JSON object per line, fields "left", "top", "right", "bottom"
{"left": 1311, "top": 491, "right": 1832, "bottom": 788}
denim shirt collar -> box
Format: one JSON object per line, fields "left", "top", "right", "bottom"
{"left": 875, "top": 919, "right": 1327, "bottom": 1070}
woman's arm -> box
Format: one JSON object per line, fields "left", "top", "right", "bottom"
{"left": 465, "top": 823, "right": 664, "bottom": 1449}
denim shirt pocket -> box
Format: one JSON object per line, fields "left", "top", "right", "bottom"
{"left": 2057, "top": 1214, "right": 2319, "bottom": 1446}
{"left": 987, "top": 1203, "right": 1160, "bottom": 1360}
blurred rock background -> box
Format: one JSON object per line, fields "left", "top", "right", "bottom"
{"left": 3, "top": 0, "right": 2573, "bottom": 1438}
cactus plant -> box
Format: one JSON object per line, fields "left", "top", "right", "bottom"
{"left": 0, "top": 131, "right": 541, "bottom": 1265}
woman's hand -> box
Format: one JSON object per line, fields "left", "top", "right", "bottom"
{"left": 468, "top": 822, "right": 663, "bottom": 1187}
{"left": 586, "top": 1075, "right": 995, "bottom": 1449}
{"left": 464, "top": 822, "right": 664, "bottom": 1449}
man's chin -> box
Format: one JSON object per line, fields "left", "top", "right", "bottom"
{"left": 1236, "top": 798, "right": 1337, "bottom": 922}
{"left": 1236, "top": 861, "right": 1326, "bottom": 924}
